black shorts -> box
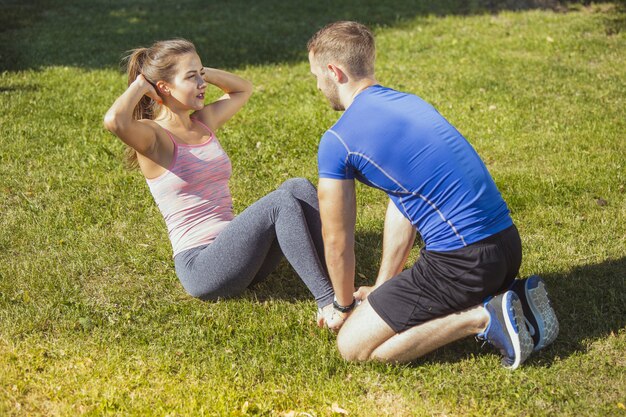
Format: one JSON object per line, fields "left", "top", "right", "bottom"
{"left": 368, "top": 224, "right": 522, "bottom": 333}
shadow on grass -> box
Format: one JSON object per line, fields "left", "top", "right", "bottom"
{"left": 0, "top": 0, "right": 597, "bottom": 72}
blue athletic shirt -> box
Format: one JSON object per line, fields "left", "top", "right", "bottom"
{"left": 317, "top": 85, "right": 513, "bottom": 251}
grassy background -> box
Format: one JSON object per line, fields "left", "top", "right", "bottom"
{"left": 1, "top": 0, "right": 625, "bottom": 416}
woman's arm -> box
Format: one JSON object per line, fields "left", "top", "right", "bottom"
{"left": 193, "top": 68, "right": 253, "bottom": 131}
{"left": 103, "top": 74, "right": 160, "bottom": 155}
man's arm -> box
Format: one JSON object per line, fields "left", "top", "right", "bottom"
{"left": 376, "top": 199, "right": 416, "bottom": 285}
{"left": 318, "top": 178, "right": 357, "bottom": 308}
{"left": 355, "top": 199, "right": 416, "bottom": 300}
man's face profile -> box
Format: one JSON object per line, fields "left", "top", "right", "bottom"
{"left": 309, "top": 52, "right": 344, "bottom": 111}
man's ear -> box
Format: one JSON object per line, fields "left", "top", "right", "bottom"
{"left": 156, "top": 81, "right": 170, "bottom": 96}
{"left": 327, "top": 64, "right": 348, "bottom": 83}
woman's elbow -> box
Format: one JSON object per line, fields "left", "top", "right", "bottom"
{"left": 103, "top": 109, "right": 131, "bottom": 136}
{"left": 103, "top": 112, "right": 119, "bottom": 134}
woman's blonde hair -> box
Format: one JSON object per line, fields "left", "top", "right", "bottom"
{"left": 122, "top": 39, "right": 197, "bottom": 168}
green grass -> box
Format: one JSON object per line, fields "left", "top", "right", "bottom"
{"left": 1, "top": 1, "right": 625, "bottom": 416}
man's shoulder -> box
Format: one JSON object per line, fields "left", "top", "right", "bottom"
{"left": 320, "top": 128, "right": 350, "bottom": 151}
{"left": 363, "top": 84, "right": 418, "bottom": 100}
{"left": 349, "top": 85, "right": 426, "bottom": 116}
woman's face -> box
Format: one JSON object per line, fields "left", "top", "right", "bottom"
{"left": 164, "top": 52, "right": 207, "bottom": 111}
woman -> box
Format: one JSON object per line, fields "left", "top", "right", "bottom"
{"left": 103, "top": 39, "right": 334, "bottom": 318}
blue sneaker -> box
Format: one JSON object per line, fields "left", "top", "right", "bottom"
{"left": 477, "top": 291, "right": 534, "bottom": 370}
{"left": 510, "top": 275, "right": 559, "bottom": 352}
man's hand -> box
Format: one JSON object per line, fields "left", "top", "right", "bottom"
{"left": 354, "top": 285, "right": 375, "bottom": 301}
{"left": 316, "top": 303, "right": 354, "bottom": 333}
{"left": 326, "top": 309, "right": 351, "bottom": 333}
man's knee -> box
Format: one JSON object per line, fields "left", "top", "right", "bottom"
{"left": 335, "top": 300, "right": 397, "bottom": 362}
{"left": 337, "top": 331, "right": 372, "bottom": 362}
{"left": 336, "top": 318, "right": 383, "bottom": 362}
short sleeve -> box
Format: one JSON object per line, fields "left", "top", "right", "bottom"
{"left": 317, "top": 131, "right": 355, "bottom": 180}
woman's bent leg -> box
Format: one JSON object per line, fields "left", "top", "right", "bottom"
{"left": 175, "top": 188, "right": 334, "bottom": 307}
{"left": 249, "top": 239, "right": 283, "bottom": 286}
{"left": 278, "top": 178, "right": 326, "bottom": 271}
{"left": 266, "top": 188, "right": 334, "bottom": 307}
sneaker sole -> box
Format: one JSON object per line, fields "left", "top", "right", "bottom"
{"left": 503, "top": 293, "right": 534, "bottom": 370}
{"left": 525, "top": 275, "right": 559, "bottom": 351}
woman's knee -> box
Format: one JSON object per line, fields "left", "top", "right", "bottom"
{"left": 269, "top": 189, "right": 300, "bottom": 211}
{"left": 279, "top": 177, "right": 315, "bottom": 194}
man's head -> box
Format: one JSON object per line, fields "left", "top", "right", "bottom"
{"left": 307, "top": 21, "right": 376, "bottom": 110}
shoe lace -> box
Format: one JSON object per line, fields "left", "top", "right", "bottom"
{"left": 475, "top": 335, "right": 488, "bottom": 348}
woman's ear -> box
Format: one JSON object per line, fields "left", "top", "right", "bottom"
{"left": 156, "top": 81, "right": 170, "bottom": 96}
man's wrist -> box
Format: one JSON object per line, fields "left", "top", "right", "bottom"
{"left": 333, "top": 296, "right": 356, "bottom": 313}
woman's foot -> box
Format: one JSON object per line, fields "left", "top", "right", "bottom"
{"left": 316, "top": 303, "right": 334, "bottom": 328}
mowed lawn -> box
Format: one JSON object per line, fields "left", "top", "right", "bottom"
{"left": 0, "top": 1, "right": 624, "bottom": 416}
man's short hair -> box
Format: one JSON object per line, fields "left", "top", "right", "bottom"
{"left": 307, "top": 21, "right": 375, "bottom": 79}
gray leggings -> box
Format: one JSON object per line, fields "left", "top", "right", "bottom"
{"left": 174, "top": 178, "right": 334, "bottom": 308}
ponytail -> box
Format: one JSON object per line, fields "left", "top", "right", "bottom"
{"left": 125, "top": 47, "right": 159, "bottom": 121}
{"left": 122, "top": 48, "right": 159, "bottom": 168}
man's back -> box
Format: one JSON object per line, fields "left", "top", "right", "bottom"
{"left": 318, "top": 85, "right": 512, "bottom": 251}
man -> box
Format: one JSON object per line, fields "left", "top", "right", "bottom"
{"left": 308, "top": 21, "right": 559, "bottom": 369}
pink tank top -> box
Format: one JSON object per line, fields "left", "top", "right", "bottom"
{"left": 146, "top": 119, "right": 234, "bottom": 257}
